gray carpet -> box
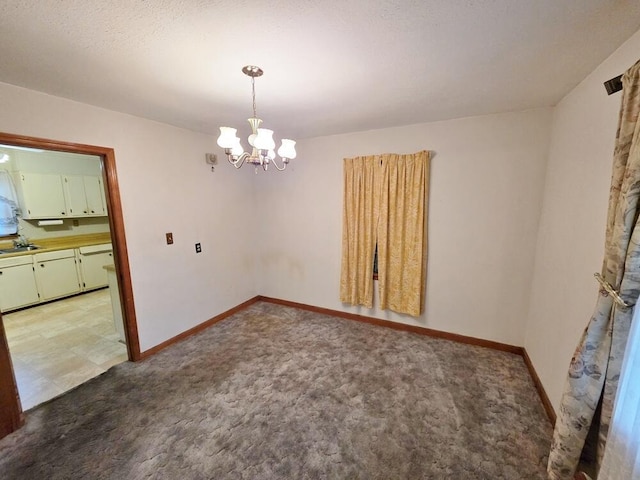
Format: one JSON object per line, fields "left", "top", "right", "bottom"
{"left": 0, "top": 301, "right": 552, "bottom": 479}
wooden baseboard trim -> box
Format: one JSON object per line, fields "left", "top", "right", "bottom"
{"left": 258, "top": 296, "right": 523, "bottom": 355}
{"left": 522, "top": 347, "right": 556, "bottom": 425}
{"left": 139, "top": 296, "right": 261, "bottom": 359}
{"left": 522, "top": 348, "right": 556, "bottom": 426}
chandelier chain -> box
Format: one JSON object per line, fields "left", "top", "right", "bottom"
{"left": 252, "top": 76, "right": 257, "bottom": 118}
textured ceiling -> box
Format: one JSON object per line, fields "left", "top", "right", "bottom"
{"left": 1, "top": 1, "right": 640, "bottom": 140}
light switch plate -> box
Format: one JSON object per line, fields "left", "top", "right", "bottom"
{"left": 166, "top": 232, "right": 173, "bottom": 245}
{"left": 195, "top": 243, "right": 202, "bottom": 253}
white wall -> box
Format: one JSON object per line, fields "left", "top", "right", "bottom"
{"left": 524, "top": 30, "right": 640, "bottom": 412}
{"left": 256, "top": 109, "right": 552, "bottom": 346}
{"left": 0, "top": 82, "right": 258, "bottom": 352}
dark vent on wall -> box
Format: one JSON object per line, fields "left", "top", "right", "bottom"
{"left": 604, "top": 74, "right": 623, "bottom": 95}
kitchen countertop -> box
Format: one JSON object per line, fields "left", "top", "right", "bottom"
{"left": 0, "top": 233, "right": 112, "bottom": 258}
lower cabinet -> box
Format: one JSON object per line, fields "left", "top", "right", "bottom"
{"left": 34, "top": 249, "right": 81, "bottom": 302}
{"left": 78, "top": 244, "right": 113, "bottom": 291}
{"left": 0, "top": 243, "right": 114, "bottom": 312}
{"left": 0, "top": 256, "right": 40, "bottom": 312}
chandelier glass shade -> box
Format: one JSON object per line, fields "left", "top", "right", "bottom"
{"left": 217, "top": 66, "right": 296, "bottom": 172}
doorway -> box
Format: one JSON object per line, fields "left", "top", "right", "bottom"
{"left": 0, "top": 132, "right": 139, "bottom": 439}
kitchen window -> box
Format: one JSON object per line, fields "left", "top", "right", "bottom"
{"left": 0, "top": 170, "right": 20, "bottom": 237}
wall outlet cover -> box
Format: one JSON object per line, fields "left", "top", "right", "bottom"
{"left": 195, "top": 242, "right": 201, "bottom": 253}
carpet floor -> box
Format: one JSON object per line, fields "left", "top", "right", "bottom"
{"left": 0, "top": 301, "right": 553, "bottom": 479}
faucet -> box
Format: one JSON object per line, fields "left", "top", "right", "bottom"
{"left": 13, "top": 234, "right": 29, "bottom": 248}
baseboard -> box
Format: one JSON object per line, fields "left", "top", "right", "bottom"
{"left": 522, "top": 348, "right": 557, "bottom": 425}
{"left": 139, "top": 296, "right": 261, "bottom": 359}
{"left": 258, "top": 296, "right": 523, "bottom": 355}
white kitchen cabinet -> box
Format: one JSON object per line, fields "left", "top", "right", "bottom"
{"left": 99, "top": 179, "right": 108, "bottom": 215}
{"left": 0, "top": 256, "right": 39, "bottom": 312}
{"left": 62, "top": 175, "right": 86, "bottom": 216}
{"left": 34, "top": 249, "right": 81, "bottom": 301}
{"left": 63, "top": 175, "right": 106, "bottom": 217}
{"left": 84, "top": 176, "right": 106, "bottom": 216}
{"left": 0, "top": 240, "right": 113, "bottom": 311}
{"left": 13, "top": 172, "right": 68, "bottom": 219}
{"left": 78, "top": 243, "right": 113, "bottom": 291}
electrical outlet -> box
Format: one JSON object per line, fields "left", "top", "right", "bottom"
{"left": 195, "top": 242, "right": 201, "bottom": 253}
{"left": 166, "top": 232, "right": 173, "bottom": 245}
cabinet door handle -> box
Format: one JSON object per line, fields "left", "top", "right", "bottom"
{"left": 83, "top": 210, "right": 87, "bottom": 214}
{"left": 40, "top": 264, "right": 45, "bottom": 268}
{"left": 0, "top": 271, "right": 3, "bottom": 275}
{"left": 61, "top": 212, "right": 66, "bottom": 215}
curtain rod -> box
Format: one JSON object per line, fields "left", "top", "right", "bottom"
{"left": 604, "top": 74, "right": 623, "bottom": 95}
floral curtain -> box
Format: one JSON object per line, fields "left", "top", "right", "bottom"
{"left": 340, "top": 151, "right": 430, "bottom": 317}
{"left": 548, "top": 59, "right": 640, "bottom": 479}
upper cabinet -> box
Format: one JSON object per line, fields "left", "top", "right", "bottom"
{"left": 63, "top": 175, "right": 106, "bottom": 217}
{"left": 7, "top": 149, "right": 106, "bottom": 220}
{"left": 13, "top": 172, "right": 107, "bottom": 219}
{"left": 13, "top": 172, "right": 68, "bottom": 219}
{"left": 85, "top": 176, "right": 107, "bottom": 216}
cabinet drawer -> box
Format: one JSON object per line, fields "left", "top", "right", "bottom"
{"left": 78, "top": 243, "right": 112, "bottom": 255}
{"left": 34, "top": 249, "right": 76, "bottom": 262}
{"left": 0, "top": 255, "right": 34, "bottom": 268}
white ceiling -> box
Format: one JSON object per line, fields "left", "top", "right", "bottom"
{"left": 1, "top": 1, "right": 640, "bottom": 140}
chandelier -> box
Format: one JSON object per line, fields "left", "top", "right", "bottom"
{"left": 216, "top": 65, "right": 296, "bottom": 172}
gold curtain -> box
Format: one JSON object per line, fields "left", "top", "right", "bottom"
{"left": 378, "top": 151, "right": 430, "bottom": 316}
{"left": 340, "top": 150, "right": 430, "bottom": 316}
{"left": 340, "top": 156, "right": 380, "bottom": 308}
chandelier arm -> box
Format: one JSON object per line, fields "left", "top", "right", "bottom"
{"left": 227, "top": 151, "right": 251, "bottom": 169}
{"left": 269, "top": 157, "right": 288, "bottom": 171}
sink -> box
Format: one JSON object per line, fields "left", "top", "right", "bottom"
{"left": 0, "top": 245, "right": 41, "bottom": 254}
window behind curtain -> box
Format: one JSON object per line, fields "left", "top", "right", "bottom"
{"left": 0, "top": 170, "right": 20, "bottom": 237}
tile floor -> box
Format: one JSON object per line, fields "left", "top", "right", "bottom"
{"left": 3, "top": 288, "right": 128, "bottom": 410}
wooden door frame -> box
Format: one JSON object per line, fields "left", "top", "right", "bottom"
{"left": 0, "top": 131, "right": 140, "bottom": 439}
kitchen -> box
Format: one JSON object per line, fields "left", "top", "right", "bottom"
{"left": 0, "top": 144, "right": 127, "bottom": 409}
